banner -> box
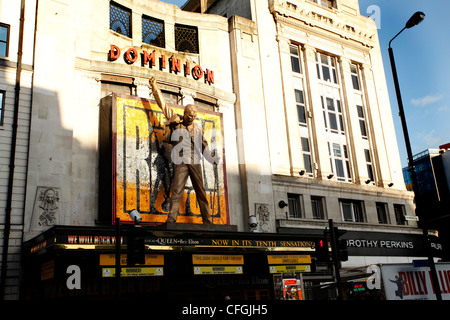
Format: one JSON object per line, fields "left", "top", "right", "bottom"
{"left": 192, "top": 254, "right": 244, "bottom": 265}
{"left": 102, "top": 267, "right": 164, "bottom": 277}
{"left": 112, "top": 94, "right": 228, "bottom": 225}
{"left": 381, "top": 263, "right": 450, "bottom": 300}
{"left": 193, "top": 266, "right": 243, "bottom": 275}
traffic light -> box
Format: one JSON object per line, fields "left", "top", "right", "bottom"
{"left": 315, "top": 238, "right": 329, "bottom": 262}
{"left": 333, "top": 227, "right": 348, "bottom": 262}
{"left": 127, "top": 226, "right": 146, "bottom": 266}
{"left": 337, "top": 238, "right": 348, "bottom": 262}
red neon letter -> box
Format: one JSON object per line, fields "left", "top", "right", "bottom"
{"left": 185, "top": 61, "right": 191, "bottom": 76}
{"left": 193, "top": 65, "right": 203, "bottom": 80}
{"left": 206, "top": 69, "right": 214, "bottom": 84}
{"left": 143, "top": 50, "right": 156, "bottom": 67}
{"left": 125, "top": 48, "right": 138, "bottom": 63}
{"left": 171, "top": 57, "right": 181, "bottom": 73}
{"left": 109, "top": 44, "right": 120, "bottom": 61}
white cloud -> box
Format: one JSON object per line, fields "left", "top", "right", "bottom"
{"left": 410, "top": 94, "right": 443, "bottom": 107}
{"left": 414, "top": 129, "right": 447, "bottom": 151}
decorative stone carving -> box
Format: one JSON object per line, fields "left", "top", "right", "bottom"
{"left": 31, "top": 187, "right": 60, "bottom": 229}
{"left": 255, "top": 203, "right": 271, "bottom": 233}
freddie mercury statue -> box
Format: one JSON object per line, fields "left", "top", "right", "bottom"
{"left": 149, "top": 77, "right": 219, "bottom": 224}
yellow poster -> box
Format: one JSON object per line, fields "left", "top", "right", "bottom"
{"left": 192, "top": 254, "right": 244, "bottom": 265}
{"left": 102, "top": 267, "right": 164, "bottom": 277}
{"left": 113, "top": 94, "right": 228, "bottom": 225}
{"left": 269, "top": 265, "right": 311, "bottom": 273}
{"left": 99, "top": 254, "right": 164, "bottom": 266}
{"left": 193, "top": 266, "right": 243, "bottom": 275}
{"left": 267, "top": 255, "right": 311, "bottom": 265}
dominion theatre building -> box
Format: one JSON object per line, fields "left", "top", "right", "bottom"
{"left": 0, "top": 0, "right": 441, "bottom": 300}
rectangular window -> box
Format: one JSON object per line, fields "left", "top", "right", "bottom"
{"left": 301, "top": 137, "right": 312, "bottom": 175}
{"left": 175, "top": 24, "right": 199, "bottom": 54}
{"left": 288, "top": 193, "right": 303, "bottom": 218}
{"left": 376, "top": 202, "right": 389, "bottom": 224}
{"left": 316, "top": 53, "right": 338, "bottom": 84}
{"left": 351, "top": 64, "right": 360, "bottom": 90}
{"left": 101, "top": 74, "right": 135, "bottom": 97}
{"left": 110, "top": 2, "right": 132, "bottom": 38}
{"left": 394, "top": 204, "right": 406, "bottom": 225}
{"left": 344, "top": 145, "right": 351, "bottom": 181}
{"left": 194, "top": 93, "right": 217, "bottom": 112}
{"left": 311, "top": 196, "right": 326, "bottom": 219}
{"left": 295, "top": 89, "right": 306, "bottom": 126}
{"left": 290, "top": 45, "right": 301, "bottom": 74}
{"left": 322, "top": 97, "right": 345, "bottom": 134}
{"left": 365, "top": 149, "right": 374, "bottom": 181}
{"left": 309, "top": 0, "right": 335, "bottom": 8}
{"left": 333, "top": 144, "right": 345, "bottom": 179}
{"left": 357, "top": 105, "right": 368, "bottom": 138}
{"left": 142, "top": 16, "right": 165, "bottom": 48}
{"left": 0, "top": 23, "right": 10, "bottom": 57}
{"left": 340, "top": 199, "right": 365, "bottom": 222}
{"left": 328, "top": 143, "right": 352, "bottom": 182}
{"left": 0, "top": 90, "right": 5, "bottom": 126}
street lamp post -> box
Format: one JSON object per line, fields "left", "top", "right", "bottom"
{"left": 388, "top": 11, "right": 442, "bottom": 300}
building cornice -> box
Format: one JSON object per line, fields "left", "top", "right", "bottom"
{"left": 270, "top": 0, "right": 376, "bottom": 50}
{"left": 74, "top": 57, "right": 236, "bottom": 104}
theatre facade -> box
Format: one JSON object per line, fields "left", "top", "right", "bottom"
{"left": 10, "top": 0, "right": 441, "bottom": 300}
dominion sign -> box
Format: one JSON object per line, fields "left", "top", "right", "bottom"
{"left": 100, "top": 94, "right": 229, "bottom": 225}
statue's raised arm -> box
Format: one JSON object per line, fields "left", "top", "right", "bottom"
{"left": 149, "top": 77, "right": 175, "bottom": 121}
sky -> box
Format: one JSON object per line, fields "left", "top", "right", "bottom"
{"left": 162, "top": 0, "right": 450, "bottom": 167}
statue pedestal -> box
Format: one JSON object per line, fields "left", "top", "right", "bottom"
{"left": 163, "top": 222, "right": 237, "bottom": 232}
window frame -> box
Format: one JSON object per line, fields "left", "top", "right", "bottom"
{"left": 100, "top": 74, "right": 135, "bottom": 97}
{"left": 0, "top": 23, "right": 10, "bottom": 58}
{"left": 0, "top": 90, "right": 5, "bottom": 126}
{"left": 364, "top": 149, "right": 374, "bottom": 182}
{"left": 394, "top": 204, "right": 406, "bottom": 225}
{"left": 301, "top": 137, "right": 313, "bottom": 176}
{"left": 327, "top": 142, "right": 352, "bottom": 183}
{"left": 295, "top": 89, "right": 307, "bottom": 126}
{"left": 311, "top": 196, "right": 326, "bottom": 220}
{"left": 376, "top": 202, "right": 390, "bottom": 224}
{"left": 340, "top": 199, "right": 365, "bottom": 222}
{"left": 357, "top": 104, "right": 368, "bottom": 139}
{"left": 316, "top": 52, "right": 338, "bottom": 84}
{"left": 322, "top": 96, "right": 345, "bottom": 135}
{"left": 290, "top": 45, "right": 302, "bottom": 74}
{"left": 287, "top": 193, "right": 304, "bottom": 219}
{"left": 308, "top": 0, "right": 335, "bottom": 9}
{"left": 142, "top": 15, "right": 165, "bottom": 48}
{"left": 174, "top": 23, "right": 199, "bottom": 54}
{"left": 109, "top": 1, "right": 132, "bottom": 38}
{"left": 350, "top": 63, "right": 361, "bottom": 91}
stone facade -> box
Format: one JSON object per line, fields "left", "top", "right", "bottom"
{"left": 0, "top": 0, "right": 423, "bottom": 299}
{"left": 188, "top": 0, "right": 420, "bottom": 266}
{"left": 0, "top": 0, "right": 36, "bottom": 300}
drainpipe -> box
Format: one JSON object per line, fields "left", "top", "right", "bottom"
{"left": 0, "top": 0, "right": 26, "bottom": 300}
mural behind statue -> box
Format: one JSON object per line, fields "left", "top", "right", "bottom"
{"left": 112, "top": 94, "right": 228, "bottom": 225}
